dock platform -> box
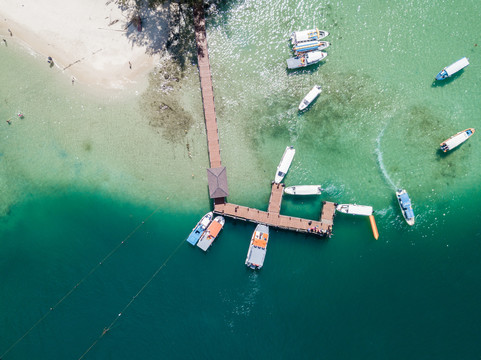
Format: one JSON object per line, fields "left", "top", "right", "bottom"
{"left": 214, "top": 197, "right": 336, "bottom": 237}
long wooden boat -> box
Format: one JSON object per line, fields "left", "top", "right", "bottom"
{"left": 440, "top": 128, "right": 475, "bottom": 152}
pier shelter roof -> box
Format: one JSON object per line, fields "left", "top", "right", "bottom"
{"left": 207, "top": 166, "right": 229, "bottom": 199}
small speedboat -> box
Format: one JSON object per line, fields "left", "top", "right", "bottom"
{"left": 196, "top": 216, "right": 225, "bottom": 251}
{"left": 396, "top": 189, "right": 415, "bottom": 226}
{"left": 299, "top": 85, "right": 322, "bottom": 111}
{"left": 336, "top": 204, "right": 373, "bottom": 216}
{"left": 274, "top": 146, "right": 295, "bottom": 184}
{"left": 245, "top": 224, "right": 269, "bottom": 270}
{"left": 287, "top": 51, "right": 327, "bottom": 70}
{"left": 435, "top": 57, "right": 469, "bottom": 80}
{"left": 284, "top": 185, "right": 323, "bottom": 195}
{"left": 290, "top": 28, "right": 329, "bottom": 45}
{"left": 186, "top": 211, "right": 213, "bottom": 245}
{"left": 293, "top": 40, "right": 330, "bottom": 54}
{"left": 440, "top": 128, "right": 475, "bottom": 152}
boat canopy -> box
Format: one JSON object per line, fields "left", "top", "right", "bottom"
{"left": 445, "top": 57, "right": 469, "bottom": 76}
{"left": 405, "top": 208, "right": 415, "bottom": 219}
{"left": 292, "top": 29, "right": 320, "bottom": 43}
{"left": 399, "top": 193, "right": 411, "bottom": 208}
{"left": 444, "top": 131, "right": 471, "bottom": 150}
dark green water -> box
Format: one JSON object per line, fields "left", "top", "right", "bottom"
{"left": 2, "top": 0, "right": 481, "bottom": 358}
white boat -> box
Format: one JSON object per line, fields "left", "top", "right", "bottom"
{"left": 396, "top": 189, "right": 415, "bottom": 226}
{"left": 290, "top": 28, "right": 329, "bottom": 45}
{"left": 287, "top": 51, "right": 327, "bottom": 70}
{"left": 274, "top": 146, "right": 295, "bottom": 184}
{"left": 435, "top": 57, "right": 469, "bottom": 80}
{"left": 196, "top": 216, "right": 225, "bottom": 251}
{"left": 245, "top": 224, "right": 269, "bottom": 270}
{"left": 336, "top": 204, "right": 373, "bottom": 216}
{"left": 293, "top": 40, "right": 330, "bottom": 54}
{"left": 299, "top": 85, "right": 322, "bottom": 111}
{"left": 440, "top": 128, "right": 475, "bottom": 152}
{"left": 186, "top": 211, "right": 213, "bottom": 245}
{"left": 284, "top": 185, "right": 323, "bottom": 195}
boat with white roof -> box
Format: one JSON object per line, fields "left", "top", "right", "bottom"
{"left": 245, "top": 224, "right": 270, "bottom": 270}
{"left": 396, "top": 189, "right": 415, "bottom": 226}
{"left": 284, "top": 185, "right": 323, "bottom": 195}
{"left": 196, "top": 216, "right": 225, "bottom": 251}
{"left": 290, "top": 28, "right": 329, "bottom": 45}
{"left": 299, "top": 85, "right": 322, "bottom": 111}
{"left": 435, "top": 57, "right": 469, "bottom": 80}
{"left": 274, "top": 146, "right": 295, "bottom": 184}
{"left": 186, "top": 211, "right": 213, "bottom": 245}
{"left": 287, "top": 51, "right": 327, "bottom": 70}
{"left": 440, "top": 128, "right": 475, "bottom": 152}
{"left": 336, "top": 204, "right": 373, "bottom": 216}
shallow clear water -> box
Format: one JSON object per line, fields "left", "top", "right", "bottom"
{"left": 1, "top": 0, "right": 481, "bottom": 358}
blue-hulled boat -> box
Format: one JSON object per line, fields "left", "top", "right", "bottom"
{"left": 396, "top": 189, "right": 415, "bottom": 226}
{"left": 435, "top": 57, "right": 469, "bottom": 80}
{"left": 186, "top": 212, "right": 213, "bottom": 245}
{"left": 293, "top": 40, "right": 330, "bottom": 55}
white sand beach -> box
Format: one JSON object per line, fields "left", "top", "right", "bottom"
{"left": 0, "top": 0, "right": 169, "bottom": 89}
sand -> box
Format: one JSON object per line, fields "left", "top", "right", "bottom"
{"left": 0, "top": 0, "right": 169, "bottom": 90}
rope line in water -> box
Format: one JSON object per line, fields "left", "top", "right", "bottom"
{"left": 0, "top": 206, "right": 162, "bottom": 359}
{"left": 77, "top": 237, "right": 186, "bottom": 360}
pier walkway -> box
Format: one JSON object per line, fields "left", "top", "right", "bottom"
{"left": 193, "top": 5, "right": 336, "bottom": 237}
{"left": 194, "top": 4, "right": 222, "bottom": 169}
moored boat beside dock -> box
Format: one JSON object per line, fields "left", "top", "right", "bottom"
{"left": 274, "top": 146, "right": 295, "bottom": 184}
{"left": 284, "top": 185, "right": 323, "bottom": 195}
{"left": 196, "top": 216, "right": 225, "bottom": 251}
{"left": 186, "top": 211, "right": 213, "bottom": 245}
{"left": 245, "top": 224, "right": 270, "bottom": 270}
{"left": 336, "top": 204, "right": 373, "bottom": 216}
{"left": 440, "top": 128, "right": 475, "bottom": 152}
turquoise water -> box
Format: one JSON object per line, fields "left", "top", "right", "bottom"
{"left": 1, "top": 0, "right": 481, "bottom": 358}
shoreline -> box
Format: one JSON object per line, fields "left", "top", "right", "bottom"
{"left": 0, "top": 0, "right": 170, "bottom": 91}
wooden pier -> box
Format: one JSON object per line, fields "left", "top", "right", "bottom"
{"left": 194, "top": 4, "right": 222, "bottom": 169}
{"left": 214, "top": 200, "right": 336, "bottom": 236}
{"left": 193, "top": 5, "right": 336, "bottom": 237}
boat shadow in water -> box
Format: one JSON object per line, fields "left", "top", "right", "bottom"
{"left": 431, "top": 70, "right": 465, "bottom": 88}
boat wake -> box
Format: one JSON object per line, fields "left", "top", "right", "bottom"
{"left": 375, "top": 126, "right": 397, "bottom": 190}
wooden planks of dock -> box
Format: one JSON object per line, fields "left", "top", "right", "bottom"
{"left": 194, "top": 3, "right": 222, "bottom": 169}
{"left": 214, "top": 199, "right": 336, "bottom": 237}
